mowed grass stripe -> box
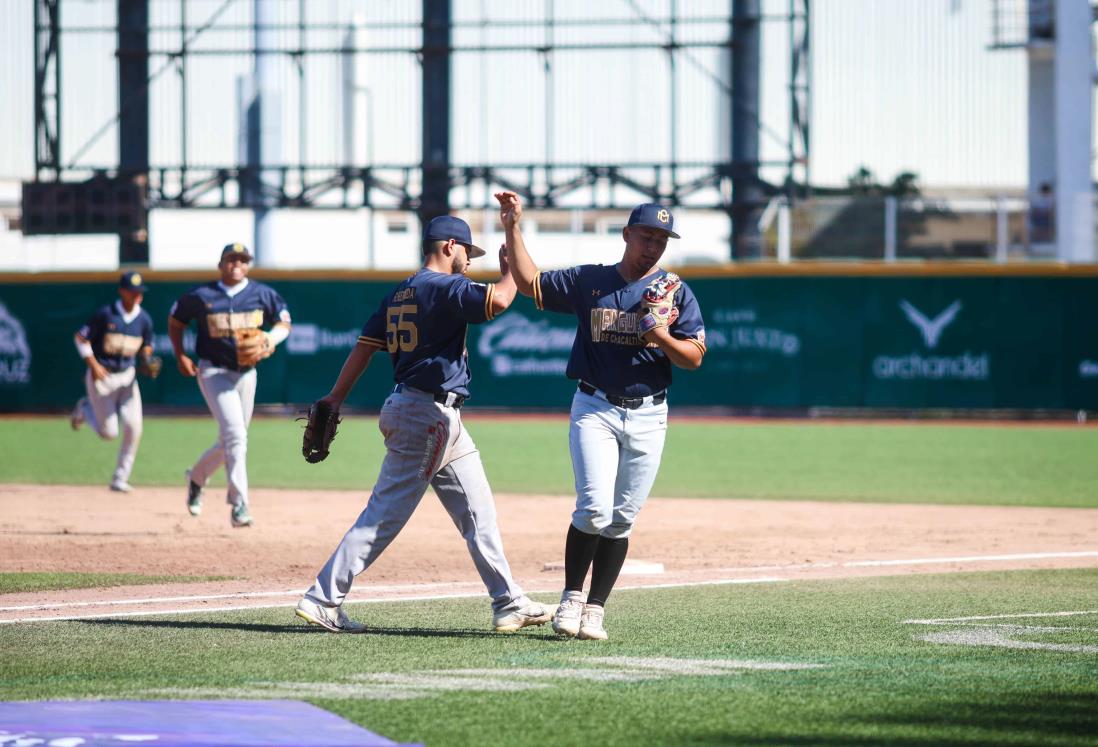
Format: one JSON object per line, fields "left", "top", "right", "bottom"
{"left": 1, "top": 416, "right": 1096, "bottom": 506}
{"left": 0, "top": 568, "right": 1094, "bottom": 746}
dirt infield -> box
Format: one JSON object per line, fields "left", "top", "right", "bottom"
{"left": 1, "top": 484, "right": 1096, "bottom": 622}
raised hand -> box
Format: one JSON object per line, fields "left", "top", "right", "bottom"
{"left": 494, "top": 191, "right": 522, "bottom": 229}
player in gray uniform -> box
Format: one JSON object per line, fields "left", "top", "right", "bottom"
{"left": 70, "top": 271, "right": 157, "bottom": 493}
{"left": 498, "top": 191, "right": 706, "bottom": 640}
{"left": 168, "top": 243, "right": 292, "bottom": 528}
{"left": 295, "top": 211, "right": 552, "bottom": 634}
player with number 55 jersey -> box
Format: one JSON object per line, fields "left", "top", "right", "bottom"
{"left": 295, "top": 211, "right": 554, "bottom": 635}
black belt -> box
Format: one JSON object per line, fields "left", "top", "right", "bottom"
{"left": 578, "top": 381, "right": 666, "bottom": 409}
{"left": 395, "top": 383, "right": 465, "bottom": 409}
{"left": 435, "top": 392, "right": 465, "bottom": 408}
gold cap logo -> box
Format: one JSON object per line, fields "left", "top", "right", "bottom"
{"left": 657, "top": 209, "right": 670, "bottom": 224}
{"left": 131, "top": 273, "right": 142, "bottom": 286}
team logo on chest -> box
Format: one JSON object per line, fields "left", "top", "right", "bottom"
{"left": 590, "top": 308, "right": 647, "bottom": 347}
{"left": 103, "top": 332, "right": 144, "bottom": 357}
{"left": 206, "top": 309, "right": 265, "bottom": 339}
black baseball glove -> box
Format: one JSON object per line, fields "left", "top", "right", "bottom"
{"left": 137, "top": 353, "right": 163, "bottom": 379}
{"left": 301, "top": 400, "right": 341, "bottom": 464}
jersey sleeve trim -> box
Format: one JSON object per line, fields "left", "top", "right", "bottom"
{"left": 686, "top": 337, "right": 707, "bottom": 355}
{"left": 358, "top": 335, "right": 385, "bottom": 348}
{"left": 484, "top": 283, "right": 497, "bottom": 321}
{"left": 533, "top": 271, "right": 544, "bottom": 310}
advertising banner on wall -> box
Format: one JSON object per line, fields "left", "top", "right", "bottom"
{"left": 0, "top": 272, "right": 1095, "bottom": 411}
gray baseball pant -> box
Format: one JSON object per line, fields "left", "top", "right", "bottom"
{"left": 306, "top": 386, "right": 531, "bottom": 614}
{"left": 190, "top": 362, "right": 256, "bottom": 508}
{"left": 81, "top": 367, "right": 142, "bottom": 485}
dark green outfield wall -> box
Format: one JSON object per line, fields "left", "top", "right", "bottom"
{"left": 2, "top": 269, "right": 1096, "bottom": 411}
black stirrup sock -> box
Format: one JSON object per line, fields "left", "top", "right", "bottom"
{"left": 563, "top": 523, "right": 601, "bottom": 592}
{"left": 587, "top": 535, "right": 629, "bottom": 607}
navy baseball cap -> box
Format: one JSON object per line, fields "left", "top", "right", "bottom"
{"left": 220, "top": 242, "right": 254, "bottom": 262}
{"left": 119, "top": 271, "right": 146, "bottom": 292}
{"left": 423, "top": 215, "right": 485, "bottom": 258}
{"left": 627, "top": 203, "right": 680, "bottom": 239}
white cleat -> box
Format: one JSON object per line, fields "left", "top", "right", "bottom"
{"left": 294, "top": 597, "right": 367, "bottom": 634}
{"left": 552, "top": 592, "right": 585, "bottom": 637}
{"left": 493, "top": 601, "right": 553, "bottom": 633}
{"left": 230, "top": 503, "right": 253, "bottom": 528}
{"left": 185, "top": 470, "right": 203, "bottom": 516}
{"left": 577, "top": 603, "right": 608, "bottom": 641}
{"left": 70, "top": 398, "right": 87, "bottom": 431}
{"left": 109, "top": 480, "right": 133, "bottom": 493}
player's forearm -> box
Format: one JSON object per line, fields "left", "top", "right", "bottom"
{"left": 168, "top": 318, "right": 187, "bottom": 357}
{"left": 504, "top": 224, "right": 538, "bottom": 296}
{"left": 74, "top": 334, "right": 95, "bottom": 364}
{"left": 266, "top": 322, "right": 291, "bottom": 348}
{"left": 490, "top": 272, "right": 518, "bottom": 315}
{"left": 327, "top": 342, "right": 378, "bottom": 405}
{"left": 649, "top": 331, "right": 704, "bottom": 370}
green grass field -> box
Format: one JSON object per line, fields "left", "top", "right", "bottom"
{"left": 2, "top": 569, "right": 1096, "bottom": 746}
{"left": 0, "top": 572, "right": 229, "bottom": 595}
{"left": 1, "top": 415, "right": 1096, "bottom": 506}
{"left": 2, "top": 415, "right": 1096, "bottom": 744}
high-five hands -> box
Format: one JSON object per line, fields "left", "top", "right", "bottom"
{"left": 494, "top": 191, "right": 522, "bottom": 229}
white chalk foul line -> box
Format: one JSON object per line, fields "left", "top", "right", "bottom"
{"left": 708, "top": 550, "right": 1098, "bottom": 574}
{"left": 845, "top": 550, "right": 1098, "bottom": 567}
{"left": 0, "top": 591, "right": 493, "bottom": 625}
{"left": 0, "top": 581, "right": 482, "bottom": 613}
{"left": 0, "top": 579, "right": 785, "bottom": 625}
{"left": 1, "top": 549, "right": 1095, "bottom": 625}
{"left": 11, "top": 549, "right": 1091, "bottom": 614}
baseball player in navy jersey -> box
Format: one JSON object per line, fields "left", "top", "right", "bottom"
{"left": 294, "top": 212, "right": 552, "bottom": 634}
{"left": 497, "top": 191, "right": 706, "bottom": 640}
{"left": 69, "top": 271, "right": 157, "bottom": 493}
{"left": 168, "top": 243, "right": 292, "bottom": 528}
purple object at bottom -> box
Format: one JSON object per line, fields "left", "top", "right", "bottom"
{"left": 0, "top": 700, "right": 419, "bottom": 747}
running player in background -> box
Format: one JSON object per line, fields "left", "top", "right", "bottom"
{"left": 70, "top": 271, "right": 157, "bottom": 493}
{"left": 497, "top": 190, "right": 706, "bottom": 641}
{"left": 294, "top": 211, "right": 552, "bottom": 634}
{"left": 168, "top": 243, "right": 292, "bottom": 528}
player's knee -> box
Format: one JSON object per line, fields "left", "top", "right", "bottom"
{"left": 222, "top": 428, "right": 247, "bottom": 450}
{"left": 97, "top": 424, "right": 119, "bottom": 440}
{"left": 602, "top": 521, "right": 634, "bottom": 540}
{"left": 572, "top": 506, "right": 611, "bottom": 534}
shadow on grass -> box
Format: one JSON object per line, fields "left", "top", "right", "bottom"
{"left": 77, "top": 617, "right": 519, "bottom": 639}
{"left": 694, "top": 692, "right": 1098, "bottom": 746}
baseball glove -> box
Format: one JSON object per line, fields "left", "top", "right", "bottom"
{"left": 235, "top": 328, "right": 272, "bottom": 368}
{"left": 638, "top": 271, "right": 682, "bottom": 336}
{"left": 137, "top": 352, "right": 162, "bottom": 379}
{"left": 301, "top": 400, "right": 341, "bottom": 464}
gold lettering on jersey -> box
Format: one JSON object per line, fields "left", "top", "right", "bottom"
{"left": 392, "top": 287, "right": 416, "bottom": 303}
{"left": 206, "top": 309, "right": 265, "bottom": 339}
{"left": 102, "top": 332, "right": 144, "bottom": 357}
{"left": 589, "top": 308, "right": 650, "bottom": 347}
